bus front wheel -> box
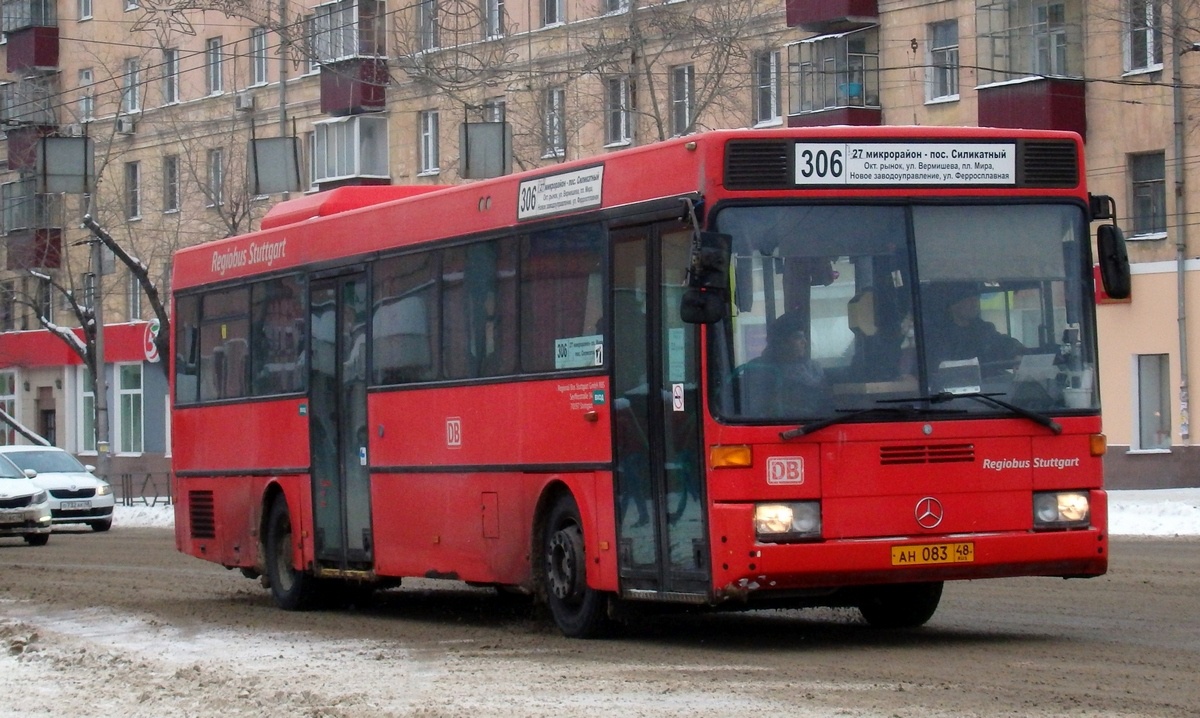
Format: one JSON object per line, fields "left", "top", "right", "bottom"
{"left": 543, "top": 495, "right": 611, "bottom": 638}
{"left": 857, "top": 581, "right": 943, "bottom": 629}
{"left": 265, "top": 497, "right": 322, "bottom": 611}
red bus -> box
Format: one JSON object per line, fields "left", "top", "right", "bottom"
{"left": 171, "top": 127, "right": 1130, "bottom": 637}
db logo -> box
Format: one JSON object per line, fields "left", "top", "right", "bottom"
{"left": 766, "top": 457, "right": 804, "bottom": 485}
{"left": 446, "top": 418, "right": 462, "bottom": 448}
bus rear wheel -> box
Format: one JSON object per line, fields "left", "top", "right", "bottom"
{"left": 857, "top": 581, "right": 943, "bottom": 629}
{"left": 543, "top": 495, "right": 611, "bottom": 638}
{"left": 265, "top": 497, "right": 322, "bottom": 611}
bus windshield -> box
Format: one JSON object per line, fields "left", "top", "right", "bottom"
{"left": 710, "top": 203, "right": 1096, "bottom": 422}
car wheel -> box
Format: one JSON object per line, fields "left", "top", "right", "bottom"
{"left": 90, "top": 518, "right": 113, "bottom": 532}
{"left": 23, "top": 534, "right": 49, "bottom": 546}
{"left": 543, "top": 494, "right": 612, "bottom": 638}
{"left": 264, "top": 497, "right": 323, "bottom": 610}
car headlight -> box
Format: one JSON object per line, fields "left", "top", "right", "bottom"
{"left": 31, "top": 490, "right": 48, "bottom": 506}
{"left": 96, "top": 483, "right": 112, "bottom": 496}
{"left": 1033, "top": 491, "right": 1090, "bottom": 529}
{"left": 754, "top": 501, "right": 821, "bottom": 542}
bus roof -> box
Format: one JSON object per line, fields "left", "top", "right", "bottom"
{"left": 172, "top": 126, "right": 1085, "bottom": 292}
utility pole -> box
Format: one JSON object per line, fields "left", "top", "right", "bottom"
{"left": 89, "top": 212, "right": 110, "bottom": 480}
{"left": 1172, "top": 2, "right": 1192, "bottom": 442}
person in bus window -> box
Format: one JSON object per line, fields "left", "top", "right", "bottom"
{"left": 929, "top": 283, "right": 1024, "bottom": 374}
{"left": 736, "top": 313, "right": 829, "bottom": 417}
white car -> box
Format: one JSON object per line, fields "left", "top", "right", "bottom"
{"left": 0, "top": 458, "right": 52, "bottom": 545}
{"left": 0, "top": 446, "right": 115, "bottom": 532}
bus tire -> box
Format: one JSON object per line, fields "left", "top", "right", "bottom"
{"left": 858, "top": 581, "right": 943, "bottom": 629}
{"left": 265, "top": 497, "right": 322, "bottom": 611}
{"left": 543, "top": 495, "right": 611, "bottom": 638}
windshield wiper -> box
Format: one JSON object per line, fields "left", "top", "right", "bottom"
{"left": 780, "top": 404, "right": 966, "bottom": 440}
{"left": 920, "top": 391, "right": 1063, "bottom": 435}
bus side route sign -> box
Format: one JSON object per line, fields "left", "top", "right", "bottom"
{"left": 794, "top": 142, "right": 1017, "bottom": 187}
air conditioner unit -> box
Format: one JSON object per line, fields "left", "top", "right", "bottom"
{"left": 61, "top": 123, "right": 83, "bottom": 137}
{"left": 234, "top": 92, "right": 255, "bottom": 112}
{"left": 116, "top": 117, "right": 136, "bottom": 135}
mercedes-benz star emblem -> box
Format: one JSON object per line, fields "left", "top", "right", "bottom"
{"left": 915, "top": 497, "right": 944, "bottom": 529}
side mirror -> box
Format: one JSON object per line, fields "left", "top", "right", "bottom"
{"left": 1097, "top": 224, "right": 1131, "bottom": 300}
{"left": 23, "top": 468, "right": 37, "bottom": 479}
{"left": 681, "top": 232, "right": 731, "bottom": 324}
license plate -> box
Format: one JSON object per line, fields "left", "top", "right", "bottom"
{"left": 60, "top": 500, "right": 92, "bottom": 510}
{"left": 891, "top": 542, "right": 974, "bottom": 566}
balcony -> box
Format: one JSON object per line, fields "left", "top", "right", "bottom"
{"left": 311, "top": 113, "right": 390, "bottom": 190}
{"left": 5, "top": 228, "right": 61, "bottom": 269}
{"left": 319, "top": 58, "right": 388, "bottom": 116}
{"left": 2, "top": 0, "right": 58, "bottom": 73}
{"left": 2, "top": 179, "right": 62, "bottom": 270}
{"left": 977, "top": 78, "right": 1087, "bottom": 139}
{"left": 787, "top": 28, "right": 881, "bottom": 127}
{"left": 785, "top": 0, "right": 877, "bottom": 33}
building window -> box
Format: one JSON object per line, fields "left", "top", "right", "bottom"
{"left": 163, "top": 155, "right": 179, "bottom": 212}
{"left": 0, "top": 282, "right": 13, "bottom": 332}
{"left": 206, "top": 148, "right": 224, "bottom": 206}
{"left": 927, "top": 21, "right": 959, "bottom": 101}
{"left": 77, "top": 366, "right": 96, "bottom": 453}
{"left": 788, "top": 28, "right": 879, "bottom": 114}
{"left": 36, "top": 277, "right": 50, "bottom": 320}
{"left": 419, "top": 110, "right": 439, "bottom": 174}
{"left": 543, "top": 0, "right": 562, "bottom": 26}
{"left": 124, "top": 161, "right": 140, "bottom": 219}
{"left": 78, "top": 68, "right": 94, "bottom": 121}
{"left": 115, "top": 362, "right": 143, "bottom": 454}
{"left": 752, "top": 50, "right": 781, "bottom": 126}
{"left": 304, "top": 131, "right": 317, "bottom": 190}
{"left": 976, "top": 0, "right": 1083, "bottom": 84}
{"left": 312, "top": 114, "right": 389, "bottom": 183}
{"left": 1136, "top": 354, "right": 1171, "bottom": 450}
{"left": 543, "top": 87, "right": 565, "bottom": 157}
{"left": 127, "top": 271, "right": 141, "bottom": 321}
{"left": 162, "top": 48, "right": 180, "bottom": 104}
{"left": 1130, "top": 152, "right": 1166, "bottom": 237}
{"left": 603, "top": 0, "right": 628, "bottom": 13}
{"left": 205, "top": 37, "right": 224, "bottom": 94}
{"left": 1126, "top": 0, "right": 1163, "bottom": 73}
{"left": 125, "top": 0, "right": 139, "bottom": 9}
{"left": 0, "top": 371, "right": 15, "bottom": 445}
{"left": 251, "top": 27, "right": 269, "bottom": 85}
{"left": 417, "top": 0, "right": 438, "bottom": 51}
{"left": 604, "top": 76, "right": 631, "bottom": 146}
{"left": 483, "top": 0, "right": 504, "bottom": 38}
{"left": 670, "top": 64, "right": 695, "bottom": 136}
{"left": 77, "top": 0, "right": 91, "bottom": 20}
{"left": 121, "top": 58, "right": 140, "bottom": 113}
{"left": 483, "top": 96, "right": 506, "bottom": 122}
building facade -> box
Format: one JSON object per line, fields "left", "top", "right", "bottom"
{"left": 0, "top": 0, "right": 1196, "bottom": 489}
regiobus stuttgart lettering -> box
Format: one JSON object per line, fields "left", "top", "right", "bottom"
{"left": 211, "top": 238, "right": 288, "bottom": 276}
{"left": 981, "top": 457, "right": 1083, "bottom": 471}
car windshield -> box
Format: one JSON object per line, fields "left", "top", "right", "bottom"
{"left": 3, "top": 450, "right": 88, "bottom": 474}
{"left": 709, "top": 202, "right": 1096, "bottom": 422}
{"left": 0, "top": 455, "right": 24, "bottom": 479}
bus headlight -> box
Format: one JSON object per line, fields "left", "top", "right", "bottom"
{"left": 1033, "top": 491, "right": 1090, "bottom": 529}
{"left": 754, "top": 502, "right": 821, "bottom": 542}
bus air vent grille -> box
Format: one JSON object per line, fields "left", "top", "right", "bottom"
{"left": 1019, "top": 141, "right": 1078, "bottom": 187}
{"left": 724, "top": 140, "right": 792, "bottom": 189}
{"left": 189, "top": 490, "right": 216, "bottom": 539}
{"left": 880, "top": 443, "right": 975, "bottom": 465}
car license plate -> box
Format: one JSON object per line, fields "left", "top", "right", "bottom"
{"left": 60, "top": 500, "right": 92, "bottom": 510}
{"left": 891, "top": 542, "right": 974, "bottom": 566}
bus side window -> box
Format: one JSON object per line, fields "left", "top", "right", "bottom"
{"left": 250, "top": 275, "right": 306, "bottom": 396}
{"left": 198, "top": 287, "right": 250, "bottom": 401}
{"left": 174, "top": 294, "right": 200, "bottom": 404}
{"left": 442, "top": 240, "right": 517, "bottom": 380}
{"left": 372, "top": 253, "right": 439, "bottom": 385}
{"left": 520, "top": 224, "right": 605, "bottom": 373}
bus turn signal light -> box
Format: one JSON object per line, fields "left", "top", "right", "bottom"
{"left": 1089, "top": 433, "right": 1107, "bottom": 456}
{"left": 710, "top": 445, "right": 752, "bottom": 468}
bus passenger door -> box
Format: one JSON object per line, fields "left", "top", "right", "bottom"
{"left": 611, "top": 225, "right": 709, "bottom": 597}
{"left": 309, "top": 273, "right": 373, "bottom": 571}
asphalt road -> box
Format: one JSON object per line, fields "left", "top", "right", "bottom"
{"left": 1, "top": 528, "right": 1197, "bottom": 717}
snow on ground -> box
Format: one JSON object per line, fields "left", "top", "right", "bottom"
{"left": 112, "top": 488, "right": 1200, "bottom": 535}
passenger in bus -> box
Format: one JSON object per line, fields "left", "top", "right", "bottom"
{"left": 929, "top": 283, "right": 1024, "bottom": 374}
{"left": 736, "top": 313, "right": 829, "bottom": 417}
